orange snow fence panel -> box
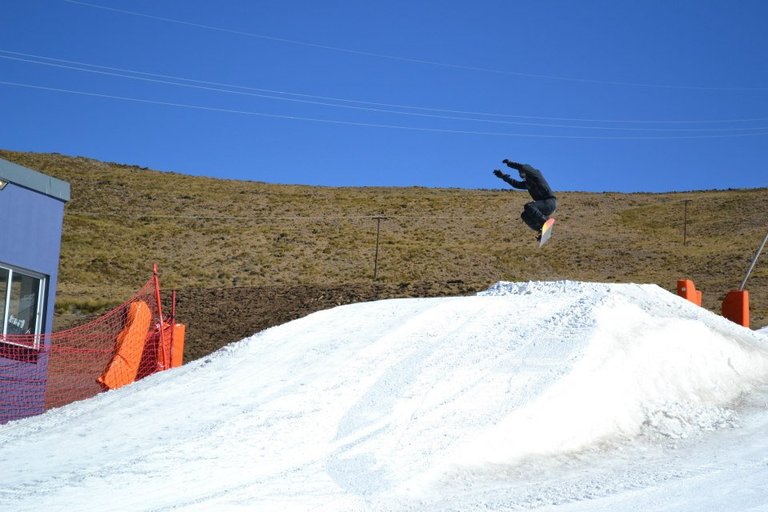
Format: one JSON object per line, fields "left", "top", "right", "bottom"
{"left": 97, "top": 300, "right": 153, "bottom": 390}
{"left": 676, "top": 279, "right": 702, "bottom": 306}
{"left": 721, "top": 290, "right": 749, "bottom": 328}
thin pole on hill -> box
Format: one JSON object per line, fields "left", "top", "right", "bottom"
{"left": 153, "top": 263, "right": 165, "bottom": 353}
{"left": 683, "top": 200, "right": 691, "bottom": 246}
{"left": 372, "top": 215, "right": 386, "bottom": 280}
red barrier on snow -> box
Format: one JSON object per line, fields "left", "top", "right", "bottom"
{"left": 722, "top": 290, "right": 749, "bottom": 328}
{"left": 170, "top": 323, "right": 186, "bottom": 368}
{"left": 676, "top": 279, "right": 702, "bottom": 306}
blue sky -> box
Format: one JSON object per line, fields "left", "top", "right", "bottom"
{"left": 1, "top": 0, "right": 767, "bottom": 192}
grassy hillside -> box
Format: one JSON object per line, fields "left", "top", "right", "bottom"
{"left": 2, "top": 150, "right": 766, "bottom": 361}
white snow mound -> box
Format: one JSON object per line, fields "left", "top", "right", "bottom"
{"left": 1, "top": 280, "right": 767, "bottom": 512}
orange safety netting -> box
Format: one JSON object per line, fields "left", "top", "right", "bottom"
{"left": 0, "top": 274, "right": 184, "bottom": 424}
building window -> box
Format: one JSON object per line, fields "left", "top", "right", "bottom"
{"left": 0, "top": 263, "right": 47, "bottom": 345}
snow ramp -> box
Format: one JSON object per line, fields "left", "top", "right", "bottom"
{"left": 448, "top": 281, "right": 768, "bottom": 466}
{"left": 1, "top": 281, "right": 768, "bottom": 511}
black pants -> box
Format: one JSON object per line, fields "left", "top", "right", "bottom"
{"left": 521, "top": 198, "right": 557, "bottom": 232}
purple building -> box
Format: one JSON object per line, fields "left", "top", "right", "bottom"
{"left": 0, "top": 157, "right": 70, "bottom": 422}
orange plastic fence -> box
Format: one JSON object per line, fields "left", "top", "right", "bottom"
{"left": 676, "top": 279, "right": 702, "bottom": 306}
{"left": 0, "top": 273, "right": 185, "bottom": 424}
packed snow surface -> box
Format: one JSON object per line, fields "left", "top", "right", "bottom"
{"left": 2, "top": 281, "right": 768, "bottom": 511}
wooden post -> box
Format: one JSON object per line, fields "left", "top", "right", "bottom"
{"left": 373, "top": 215, "right": 386, "bottom": 280}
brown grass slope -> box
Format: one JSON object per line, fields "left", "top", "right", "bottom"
{"left": 2, "top": 150, "right": 766, "bottom": 362}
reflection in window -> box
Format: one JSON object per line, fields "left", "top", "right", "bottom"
{"left": 7, "top": 272, "right": 41, "bottom": 335}
{"left": 1, "top": 264, "right": 46, "bottom": 340}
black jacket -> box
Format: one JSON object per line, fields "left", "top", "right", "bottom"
{"left": 499, "top": 163, "right": 556, "bottom": 201}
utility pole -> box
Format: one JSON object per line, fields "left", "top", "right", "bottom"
{"left": 683, "top": 200, "right": 691, "bottom": 246}
{"left": 372, "top": 215, "right": 386, "bottom": 280}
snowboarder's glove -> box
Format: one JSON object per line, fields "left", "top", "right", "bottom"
{"left": 503, "top": 159, "right": 522, "bottom": 170}
{"left": 493, "top": 169, "right": 505, "bottom": 179}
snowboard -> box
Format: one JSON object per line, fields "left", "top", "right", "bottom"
{"left": 538, "top": 218, "right": 556, "bottom": 247}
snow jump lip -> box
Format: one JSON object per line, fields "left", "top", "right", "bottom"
{"left": 455, "top": 281, "right": 768, "bottom": 465}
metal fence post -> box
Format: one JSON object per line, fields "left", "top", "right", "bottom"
{"left": 740, "top": 231, "right": 768, "bottom": 290}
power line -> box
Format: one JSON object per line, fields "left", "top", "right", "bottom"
{"left": 3, "top": 79, "right": 768, "bottom": 140}
{"left": 64, "top": 0, "right": 768, "bottom": 92}
{"left": 3, "top": 50, "right": 768, "bottom": 130}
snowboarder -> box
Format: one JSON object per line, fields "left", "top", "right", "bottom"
{"left": 493, "top": 160, "right": 557, "bottom": 241}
